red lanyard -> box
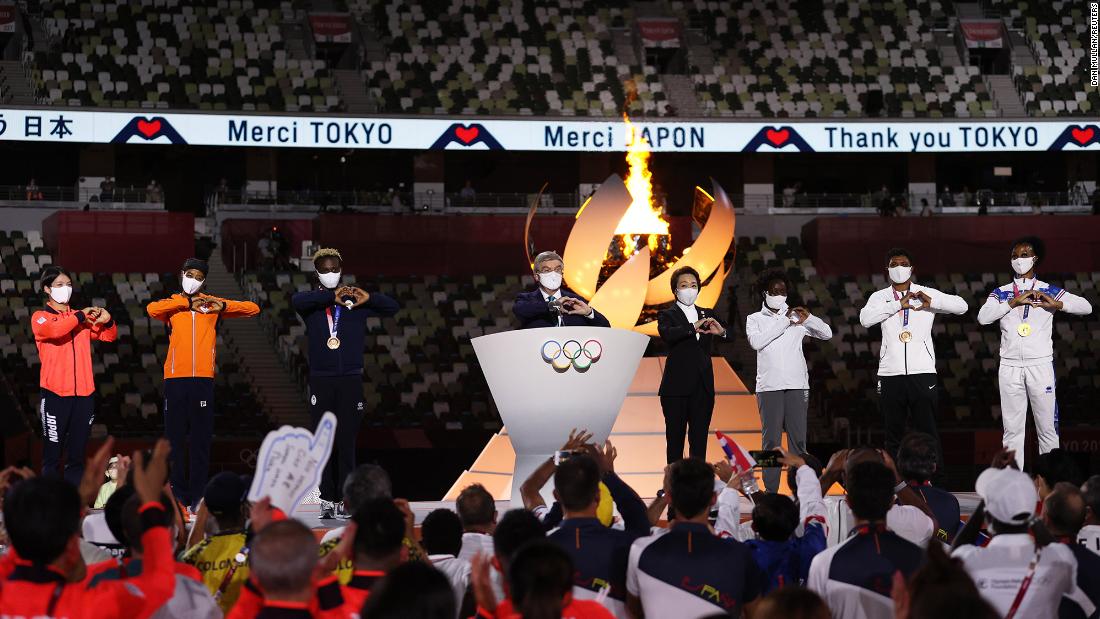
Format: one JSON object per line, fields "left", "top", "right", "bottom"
{"left": 1003, "top": 545, "right": 1042, "bottom": 619}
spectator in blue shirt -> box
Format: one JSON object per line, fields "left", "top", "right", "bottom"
{"left": 897, "top": 432, "right": 962, "bottom": 544}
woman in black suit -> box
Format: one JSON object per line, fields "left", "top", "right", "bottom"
{"left": 658, "top": 266, "right": 728, "bottom": 463}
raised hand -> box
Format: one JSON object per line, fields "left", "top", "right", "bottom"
{"left": 693, "top": 318, "right": 709, "bottom": 331}
{"left": 778, "top": 448, "right": 806, "bottom": 469}
{"left": 346, "top": 287, "right": 370, "bottom": 308}
{"left": 1034, "top": 291, "right": 1063, "bottom": 311}
{"left": 824, "top": 448, "right": 850, "bottom": 476}
{"left": 712, "top": 459, "right": 734, "bottom": 484}
{"left": 787, "top": 307, "right": 810, "bottom": 324}
{"left": 561, "top": 428, "right": 593, "bottom": 452}
{"left": 81, "top": 307, "right": 98, "bottom": 318}
{"left": 912, "top": 291, "right": 932, "bottom": 310}
{"left": 94, "top": 308, "right": 112, "bottom": 324}
{"left": 79, "top": 437, "right": 115, "bottom": 507}
{"left": 584, "top": 440, "right": 617, "bottom": 474}
{"left": 1008, "top": 290, "right": 1037, "bottom": 308}
{"left": 470, "top": 553, "right": 498, "bottom": 613}
{"left": 702, "top": 318, "right": 725, "bottom": 335}
{"left": 990, "top": 448, "right": 1017, "bottom": 470}
{"left": 132, "top": 438, "right": 171, "bottom": 504}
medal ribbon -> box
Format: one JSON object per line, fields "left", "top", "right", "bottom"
{"left": 1012, "top": 280, "right": 1037, "bottom": 321}
{"left": 326, "top": 305, "right": 342, "bottom": 340}
{"left": 893, "top": 289, "right": 910, "bottom": 329}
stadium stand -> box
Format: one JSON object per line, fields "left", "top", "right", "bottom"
{"left": 0, "top": 229, "right": 271, "bottom": 438}
{"left": 32, "top": 0, "right": 339, "bottom": 111}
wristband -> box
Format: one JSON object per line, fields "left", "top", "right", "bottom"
{"left": 893, "top": 481, "right": 908, "bottom": 495}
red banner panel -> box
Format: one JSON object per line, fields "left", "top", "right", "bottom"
{"left": 959, "top": 19, "right": 1004, "bottom": 48}
{"left": 637, "top": 18, "right": 681, "bottom": 45}
{"left": 309, "top": 12, "right": 352, "bottom": 43}
{"left": 42, "top": 211, "right": 194, "bottom": 273}
{"left": 0, "top": 3, "right": 16, "bottom": 34}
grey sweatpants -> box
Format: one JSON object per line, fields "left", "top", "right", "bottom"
{"left": 757, "top": 389, "right": 809, "bottom": 492}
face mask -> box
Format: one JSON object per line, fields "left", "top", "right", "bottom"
{"left": 538, "top": 272, "right": 562, "bottom": 292}
{"left": 181, "top": 275, "right": 204, "bottom": 295}
{"left": 1011, "top": 257, "right": 1035, "bottom": 276}
{"left": 48, "top": 284, "right": 72, "bottom": 304}
{"left": 764, "top": 293, "right": 787, "bottom": 310}
{"left": 676, "top": 287, "right": 699, "bottom": 306}
{"left": 888, "top": 266, "right": 912, "bottom": 284}
{"left": 318, "top": 271, "right": 342, "bottom": 289}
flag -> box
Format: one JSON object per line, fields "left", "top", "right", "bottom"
{"left": 715, "top": 430, "right": 756, "bottom": 472}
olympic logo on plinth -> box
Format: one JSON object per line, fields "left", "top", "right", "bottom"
{"left": 541, "top": 339, "right": 603, "bottom": 373}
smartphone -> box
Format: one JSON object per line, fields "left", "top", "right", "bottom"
{"left": 749, "top": 449, "right": 782, "bottom": 468}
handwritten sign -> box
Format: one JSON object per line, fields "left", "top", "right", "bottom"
{"left": 248, "top": 412, "right": 337, "bottom": 514}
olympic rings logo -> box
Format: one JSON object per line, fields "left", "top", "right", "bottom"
{"left": 541, "top": 339, "right": 603, "bottom": 372}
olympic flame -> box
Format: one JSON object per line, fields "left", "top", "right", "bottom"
{"left": 616, "top": 113, "right": 669, "bottom": 248}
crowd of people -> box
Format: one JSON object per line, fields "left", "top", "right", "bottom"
{"left": 4, "top": 425, "right": 1100, "bottom": 619}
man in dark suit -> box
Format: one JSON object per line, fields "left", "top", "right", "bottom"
{"left": 658, "top": 266, "right": 728, "bottom": 463}
{"left": 513, "top": 250, "right": 611, "bottom": 329}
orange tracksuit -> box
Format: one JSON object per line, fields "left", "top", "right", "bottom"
{"left": 146, "top": 294, "right": 259, "bottom": 379}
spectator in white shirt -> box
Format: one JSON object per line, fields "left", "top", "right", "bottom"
{"left": 977, "top": 236, "right": 1093, "bottom": 469}
{"left": 953, "top": 463, "right": 1077, "bottom": 618}
{"left": 1080, "top": 476, "right": 1100, "bottom": 555}
{"left": 420, "top": 508, "right": 474, "bottom": 618}
{"left": 1041, "top": 483, "right": 1100, "bottom": 619}
{"left": 746, "top": 269, "right": 832, "bottom": 492}
{"left": 859, "top": 247, "right": 967, "bottom": 471}
{"left": 456, "top": 483, "right": 497, "bottom": 562}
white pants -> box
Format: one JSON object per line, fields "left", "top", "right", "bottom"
{"left": 999, "top": 363, "right": 1059, "bottom": 469}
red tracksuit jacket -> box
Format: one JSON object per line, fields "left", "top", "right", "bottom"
{"left": 31, "top": 306, "right": 117, "bottom": 397}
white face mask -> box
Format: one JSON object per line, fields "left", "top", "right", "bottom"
{"left": 764, "top": 293, "right": 787, "bottom": 310}
{"left": 48, "top": 284, "right": 72, "bottom": 305}
{"left": 181, "top": 275, "right": 204, "bottom": 295}
{"left": 1011, "top": 257, "right": 1035, "bottom": 276}
{"left": 318, "top": 271, "right": 342, "bottom": 289}
{"left": 676, "top": 287, "right": 699, "bottom": 306}
{"left": 888, "top": 265, "right": 912, "bottom": 285}
{"left": 538, "top": 271, "right": 563, "bottom": 292}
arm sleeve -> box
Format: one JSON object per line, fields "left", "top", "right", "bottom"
{"left": 657, "top": 309, "right": 696, "bottom": 345}
{"left": 99, "top": 504, "right": 175, "bottom": 619}
{"left": 859, "top": 294, "right": 902, "bottom": 328}
{"left": 977, "top": 294, "right": 1011, "bottom": 325}
{"left": 625, "top": 542, "right": 643, "bottom": 596}
{"left": 1058, "top": 290, "right": 1093, "bottom": 316}
{"left": 31, "top": 310, "right": 85, "bottom": 341}
{"left": 796, "top": 525, "right": 828, "bottom": 585}
{"left": 89, "top": 320, "right": 119, "bottom": 342}
{"left": 362, "top": 292, "right": 400, "bottom": 318}
{"left": 586, "top": 307, "right": 611, "bottom": 327}
{"left": 802, "top": 314, "right": 833, "bottom": 341}
{"left": 220, "top": 299, "right": 260, "bottom": 318}
{"left": 512, "top": 292, "right": 550, "bottom": 322}
{"left": 225, "top": 579, "right": 264, "bottom": 619}
{"left": 602, "top": 471, "right": 649, "bottom": 535}
{"left": 926, "top": 288, "right": 969, "bottom": 315}
{"left": 795, "top": 465, "right": 828, "bottom": 531}
{"left": 291, "top": 289, "right": 336, "bottom": 317}
{"left": 746, "top": 313, "right": 789, "bottom": 351}
{"left": 714, "top": 487, "right": 742, "bottom": 538}
{"left": 146, "top": 297, "right": 189, "bottom": 322}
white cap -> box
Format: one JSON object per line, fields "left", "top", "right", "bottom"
{"left": 975, "top": 467, "right": 1038, "bottom": 525}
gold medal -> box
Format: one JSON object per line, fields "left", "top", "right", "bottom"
{"left": 1017, "top": 323, "right": 1032, "bottom": 337}
{"left": 899, "top": 330, "right": 913, "bottom": 343}
{"left": 326, "top": 336, "right": 341, "bottom": 350}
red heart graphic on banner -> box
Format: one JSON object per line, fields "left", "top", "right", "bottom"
{"left": 1071, "top": 127, "right": 1094, "bottom": 145}
{"left": 765, "top": 128, "right": 790, "bottom": 146}
{"left": 454, "top": 125, "right": 480, "bottom": 144}
{"left": 137, "top": 119, "right": 162, "bottom": 138}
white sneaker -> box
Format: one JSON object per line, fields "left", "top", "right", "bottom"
{"left": 335, "top": 501, "right": 352, "bottom": 520}
{"left": 319, "top": 500, "right": 335, "bottom": 519}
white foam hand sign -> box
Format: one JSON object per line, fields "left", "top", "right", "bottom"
{"left": 248, "top": 412, "right": 337, "bottom": 515}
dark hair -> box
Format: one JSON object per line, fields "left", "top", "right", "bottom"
{"left": 1010, "top": 235, "right": 1045, "bottom": 262}
{"left": 1083, "top": 475, "right": 1100, "bottom": 517}
{"left": 250, "top": 520, "right": 319, "bottom": 596}
{"left": 3, "top": 476, "right": 81, "bottom": 564}
{"left": 344, "top": 464, "right": 393, "bottom": 512}
{"left": 492, "top": 509, "right": 545, "bottom": 567}
{"left": 103, "top": 484, "right": 137, "bottom": 547}
{"left": 845, "top": 461, "right": 896, "bottom": 522}
{"left": 668, "top": 458, "right": 715, "bottom": 520}
{"left": 752, "top": 494, "right": 800, "bottom": 542}
{"left": 420, "top": 509, "right": 463, "bottom": 557}
{"left": 752, "top": 268, "right": 791, "bottom": 299}
{"left": 359, "top": 561, "right": 456, "bottom": 619}
{"left": 754, "top": 587, "right": 830, "bottom": 619}
{"left": 456, "top": 484, "right": 496, "bottom": 528}
{"left": 897, "top": 432, "right": 938, "bottom": 483}
{"left": 553, "top": 455, "right": 601, "bottom": 513}
{"left": 1034, "top": 449, "right": 1083, "bottom": 489}
{"left": 908, "top": 543, "right": 999, "bottom": 619}
{"left": 121, "top": 492, "right": 174, "bottom": 553}
{"left": 1044, "top": 482, "right": 1086, "bottom": 536}
{"left": 508, "top": 542, "right": 573, "bottom": 619}
{"left": 885, "top": 247, "right": 913, "bottom": 264}
{"left": 39, "top": 265, "right": 71, "bottom": 294}
{"left": 352, "top": 499, "right": 407, "bottom": 561}
{"left": 669, "top": 266, "right": 701, "bottom": 292}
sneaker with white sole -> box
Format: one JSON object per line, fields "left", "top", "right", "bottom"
{"left": 334, "top": 501, "right": 352, "bottom": 520}
{"left": 319, "top": 500, "right": 336, "bottom": 519}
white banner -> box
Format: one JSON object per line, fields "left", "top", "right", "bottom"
{"left": 0, "top": 107, "right": 1096, "bottom": 152}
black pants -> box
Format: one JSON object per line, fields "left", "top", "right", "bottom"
{"left": 40, "top": 389, "right": 95, "bottom": 486}
{"left": 163, "top": 377, "right": 215, "bottom": 507}
{"left": 660, "top": 390, "right": 715, "bottom": 463}
{"left": 309, "top": 375, "right": 365, "bottom": 502}
{"left": 879, "top": 374, "right": 943, "bottom": 471}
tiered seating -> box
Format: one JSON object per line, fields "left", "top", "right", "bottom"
{"left": 733, "top": 236, "right": 1100, "bottom": 437}
{"left": 674, "top": 0, "right": 995, "bottom": 118}
{"left": 999, "top": 0, "right": 1099, "bottom": 116}
{"left": 241, "top": 271, "right": 515, "bottom": 430}
{"left": 0, "top": 230, "right": 271, "bottom": 438}
{"left": 355, "top": 0, "right": 669, "bottom": 116}
{"left": 34, "top": 0, "right": 339, "bottom": 111}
